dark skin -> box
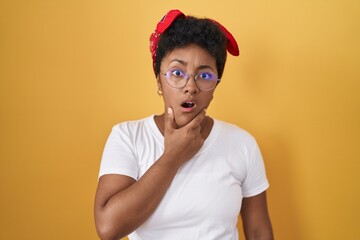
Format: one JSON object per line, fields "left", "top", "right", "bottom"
{"left": 94, "top": 45, "right": 273, "bottom": 240}
{"left": 241, "top": 192, "right": 274, "bottom": 240}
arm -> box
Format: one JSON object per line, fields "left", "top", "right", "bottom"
{"left": 240, "top": 191, "right": 274, "bottom": 240}
{"left": 94, "top": 108, "right": 206, "bottom": 240}
{"left": 94, "top": 156, "right": 181, "bottom": 240}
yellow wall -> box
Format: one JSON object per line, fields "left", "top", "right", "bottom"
{"left": 1, "top": 0, "right": 359, "bottom": 239}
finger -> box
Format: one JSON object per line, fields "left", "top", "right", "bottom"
{"left": 187, "top": 108, "right": 206, "bottom": 129}
{"left": 165, "top": 107, "right": 176, "bottom": 131}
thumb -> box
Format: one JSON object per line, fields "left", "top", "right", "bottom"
{"left": 165, "top": 107, "right": 176, "bottom": 131}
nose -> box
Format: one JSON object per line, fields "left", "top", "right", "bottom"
{"left": 183, "top": 74, "right": 199, "bottom": 94}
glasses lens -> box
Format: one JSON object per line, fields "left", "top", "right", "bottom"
{"left": 165, "top": 69, "right": 187, "bottom": 88}
{"left": 195, "top": 72, "right": 218, "bottom": 91}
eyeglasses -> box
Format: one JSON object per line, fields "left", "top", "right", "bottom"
{"left": 161, "top": 69, "right": 220, "bottom": 91}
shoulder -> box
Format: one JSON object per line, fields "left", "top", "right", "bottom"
{"left": 105, "top": 115, "right": 156, "bottom": 146}
{"left": 214, "top": 119, "right": 258, "bottom": 146}
{"left": 111, "top": 115, "right": 154, "bottom": 134}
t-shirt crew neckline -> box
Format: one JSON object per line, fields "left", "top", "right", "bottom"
{"left": 148, "top": 115, "right": 221, "bottom": 156}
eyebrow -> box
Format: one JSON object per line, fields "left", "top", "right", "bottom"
{"left": 169, "top": 58, "right": 187, "bottom": 66}
{"left": 169, "top": 58, "right": 215, "bottom": 71}
{"left": 198, "top": 64, "right": 215, "bottom": 71}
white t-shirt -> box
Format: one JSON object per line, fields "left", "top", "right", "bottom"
{"left": 99, "top": 115, "right": 269, "bottom": 240}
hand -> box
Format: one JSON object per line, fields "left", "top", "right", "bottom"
{"left": 163, "top": 107, "right": 206, "bottom": 166}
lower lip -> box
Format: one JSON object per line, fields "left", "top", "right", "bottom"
{"left": 181, "top": 106, "right": 195, "bottom": 113}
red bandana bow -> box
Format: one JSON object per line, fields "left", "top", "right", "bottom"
{"left": 149, "top": 9, "right": 240, "bottom": 74}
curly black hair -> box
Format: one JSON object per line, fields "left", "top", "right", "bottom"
{"left": 155, "top": 16, "right": 228, "bottom": 78}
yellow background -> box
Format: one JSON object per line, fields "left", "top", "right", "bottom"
{"left": 1, "top": 0, "right": 359, "bottom": 239}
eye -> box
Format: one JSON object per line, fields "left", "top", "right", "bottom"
{"left": 170, "top": 69, "right": 185, "bottom": 77}
{"left": 198, "top": 72, "right": 217, "bottom": 81}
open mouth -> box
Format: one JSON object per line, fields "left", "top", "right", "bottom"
{"left": 181, "top": 101, "right": 196, "bottom": 109}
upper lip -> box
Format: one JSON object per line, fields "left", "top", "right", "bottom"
{"left": 181, "top": 97, "right": 195, "bottom": 103}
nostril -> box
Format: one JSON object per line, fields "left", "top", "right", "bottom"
{"left": 185, "top": 88, "right": 198, "bottom": 93}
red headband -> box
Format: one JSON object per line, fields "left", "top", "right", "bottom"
{"left": 149, "top": 9, "right": 240, "bottom": 74}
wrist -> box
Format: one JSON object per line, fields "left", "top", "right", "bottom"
{"left": 157, "top": 151, "right": 185, "bottom": 170}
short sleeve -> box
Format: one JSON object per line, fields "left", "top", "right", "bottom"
{"left": 98, "top": 124, "right": 139, "bottom": 180}
{"left": 241, "top": 139, "right": 269, "bottom": 198}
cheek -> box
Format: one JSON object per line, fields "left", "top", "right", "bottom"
{"left": 161, "top": 88, "right": 178, "bottom": 106}
{"left": 205, "top": 94, "right": 214, "bottom": 107}
{"left": 205, "top": 91, "right": 215, "bottom": 103}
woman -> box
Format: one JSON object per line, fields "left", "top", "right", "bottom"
{"left": 94, "top": 9, "right": 274, "bottom": 240}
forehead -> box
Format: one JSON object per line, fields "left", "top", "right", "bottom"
{"left": 161, "top": 44, "right": 216, "bottom": 68}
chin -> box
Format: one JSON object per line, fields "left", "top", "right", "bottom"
{"left": 174, "top": 111, "right": 200, "bottom": 128}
